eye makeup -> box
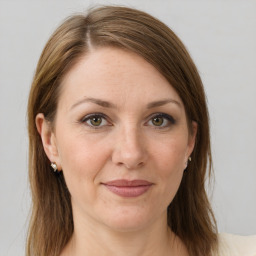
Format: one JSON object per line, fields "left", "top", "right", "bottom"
{"left": 79, "top": 111, "right": 176, "bottom": 130}
{"left": 80, "top": 113, "right": 112, "bottom": 129}
{"left": 146, "top": 113, "right": 176, "bottom": 129}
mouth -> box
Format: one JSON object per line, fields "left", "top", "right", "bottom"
{"left": 102, "top": 179, "right": 153, "bottom": 198}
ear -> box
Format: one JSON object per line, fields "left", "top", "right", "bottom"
{"left": 35, "top": 113, "right": 61, "bottom": 170}
{"left": 186, "top": 121, "right": 198, "bottom": 158}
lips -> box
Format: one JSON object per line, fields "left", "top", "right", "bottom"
{"left": 102, "top": 179, "right": 153, "bottom": 197}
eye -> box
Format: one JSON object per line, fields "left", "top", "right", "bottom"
{"left": 81, "top": 114, "right": 110, "bottom": 128}
{"left": 147, "top": 113, "right": 175, "bottom": 128}
{"left": 152, "top": 116, "right": 165, "bottom": 126}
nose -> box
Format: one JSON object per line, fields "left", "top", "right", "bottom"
{"left": 111, "top": 126, "right": 147, "bottom": 170}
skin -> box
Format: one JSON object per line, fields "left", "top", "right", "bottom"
{"left": 36, "top": 47, "right": 197, "bottom": 256}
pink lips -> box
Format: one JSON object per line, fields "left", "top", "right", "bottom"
{"left": 102, "top": 179, "right": 153, "bottom": 198}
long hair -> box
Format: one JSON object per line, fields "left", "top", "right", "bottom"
{"left": 27, "top": 6, "right": 218, "bottom": 256}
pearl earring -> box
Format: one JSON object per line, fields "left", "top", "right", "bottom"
{"left": 184, "top": 157, "right": 192, "bottom": 172}
{"left": 51, "top": 162, "right": 58, "bottom": 172}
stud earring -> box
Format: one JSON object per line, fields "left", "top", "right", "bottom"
{"left": 51, "top": 162, "right": 58, "bottom": 172}
{"left": 184, "top": 157, "right": 192, "bottom": 172}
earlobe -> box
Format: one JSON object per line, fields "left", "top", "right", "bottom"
{"left": 35, "top": 113, "right": 60, "bottom": 165}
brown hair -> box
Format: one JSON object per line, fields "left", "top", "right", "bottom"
{"left": 27, "top": 5, "right": 218, "bottom": 256}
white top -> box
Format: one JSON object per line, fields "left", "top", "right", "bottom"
{"left": 218, "top": 233, "right": 256, "bottom": 256}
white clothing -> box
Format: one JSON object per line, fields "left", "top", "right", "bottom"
{"left": 217, "top": 233, "right": 256, "bottom": 256}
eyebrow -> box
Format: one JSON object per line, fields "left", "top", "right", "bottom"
{"left": 70, "top": 97, "right": 181, "bottom": 111}
{"left": 146, "top": 99, "right": 181, "bottom": 109}
{"left": 70, "top": 97, "right": 117, "bottom": 110}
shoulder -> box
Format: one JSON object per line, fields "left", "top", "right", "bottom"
{"left": 217, "top": 233, "right": 256, "bottom": 256}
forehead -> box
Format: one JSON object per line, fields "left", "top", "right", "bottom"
{"left": 59, "top": 47, "right": 183, "bottom": 110}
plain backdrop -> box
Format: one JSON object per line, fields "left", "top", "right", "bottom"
{"left": 0, "top": 0, "right": 255, "bottom": 255}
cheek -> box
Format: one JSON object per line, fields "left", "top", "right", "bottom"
{"left": 151, "top": 136, "right": 188, "bottom": 199}
{"left": 154, "top": 137, "right": 188, "bottom": 175}
{"left": 56, "top": 131, "right": 111, "bottom": 191}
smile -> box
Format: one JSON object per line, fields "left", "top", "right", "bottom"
{"left": 102, "top": 179, "right": 153, "bottom": 197}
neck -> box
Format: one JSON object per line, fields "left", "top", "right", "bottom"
{"left": 61, "top": 211, "right": 187, "bottom": 256}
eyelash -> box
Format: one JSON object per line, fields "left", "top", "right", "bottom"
{"left": 80, "top": 112, "right": 176, "bottom": 129}
{"left": 147, "top": 113, "right": 176, "bottom": 128}
{"left": 80, "top": 113, "right": 111, "bottom": 129}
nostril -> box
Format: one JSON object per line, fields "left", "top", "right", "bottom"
{"left": 116, "top": 159, "right": 145, "bottom": 170}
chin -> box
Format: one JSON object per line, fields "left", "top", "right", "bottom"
{"left": 100, "top": 206, "right": 157, "bottom": 232}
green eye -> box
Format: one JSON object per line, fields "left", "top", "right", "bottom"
{"left": 89, "top": 116, "right": 102, "bottom": 126}
{"left": 152, "top": 116, "right": 164, "bottom": 126}
{"left": 82, "top": 114, "right": 110, "bottom": 128}
{"left": 147, "top": 113, "right": 176, "bottom": 128}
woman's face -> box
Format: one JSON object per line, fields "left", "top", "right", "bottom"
{"left": 39, "top": 47, "right": 196, "bottom": 232}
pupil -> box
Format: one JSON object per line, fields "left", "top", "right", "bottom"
{"left": 91, "top": 117, "right": 102, "bottom": 126}
{"left": 153, "top": 117, "right": 163, "bottom": 126}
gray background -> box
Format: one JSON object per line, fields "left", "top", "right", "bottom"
{"left": 0, "top": 0, "right": 255, "bottom": 255}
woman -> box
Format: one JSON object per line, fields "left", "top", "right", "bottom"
{"left": 26, "top": 5, "right": 256, "bottom": 256}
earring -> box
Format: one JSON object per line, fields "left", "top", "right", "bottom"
{"left": 51, "top": 162, "right": 58, "bottom": 172}
{"left": 184, "top": 157, "right": 192, "bottom": 172}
